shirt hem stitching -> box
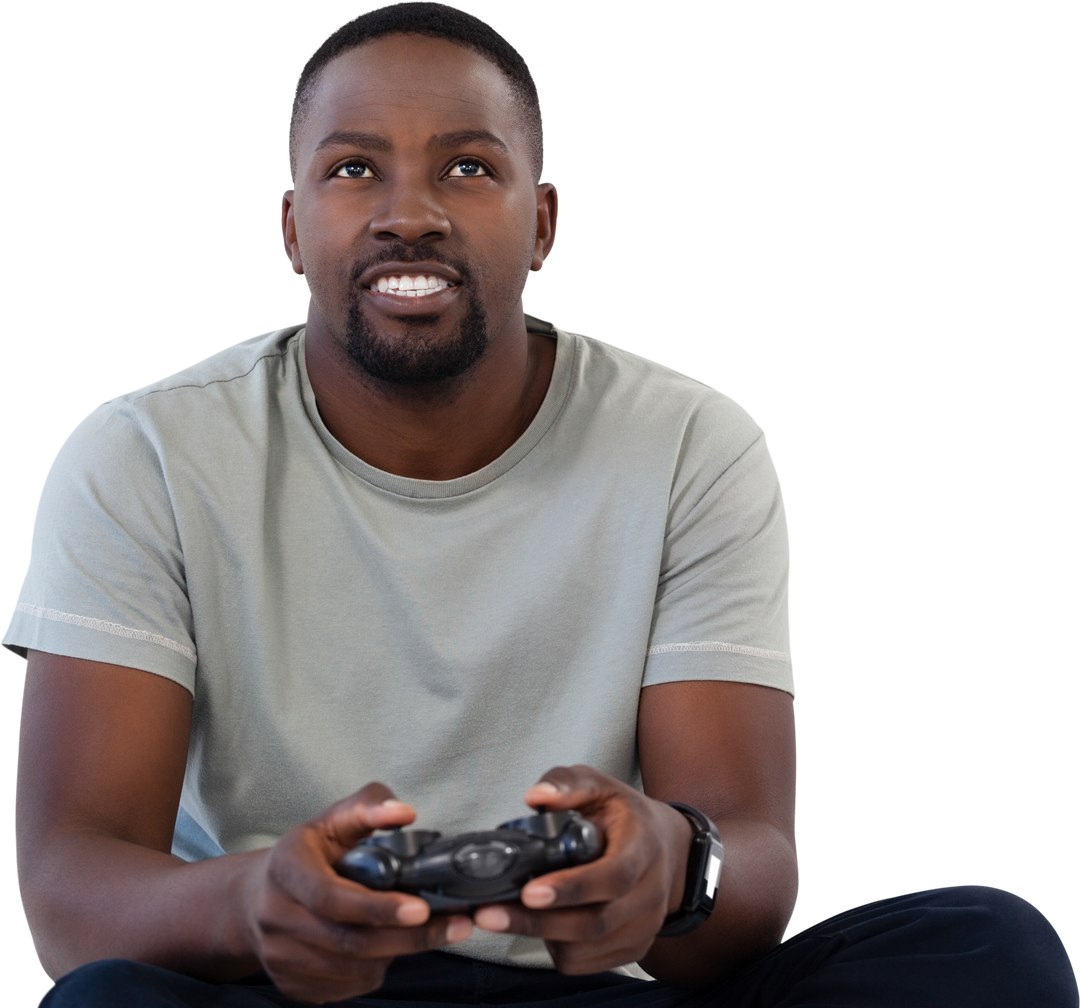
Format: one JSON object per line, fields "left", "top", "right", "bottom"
{"left": 15, "top": 604, "right": 197, "bottom": 664}
{"left": 646, "top": 640, "right": 791, "bottom": 663}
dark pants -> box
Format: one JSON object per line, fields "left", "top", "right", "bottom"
{"left": 42, "top": 887, "right": 1078, "bottom": 1007}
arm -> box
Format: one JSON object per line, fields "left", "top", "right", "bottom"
{"left": 473, "top": 679, "right": 796, "bottom": 988}
{"left": 18, "top": 651, "right": 471, "bottom": 1003}
{"left": 636, "top": 679, "right": 796, "bottom": 985}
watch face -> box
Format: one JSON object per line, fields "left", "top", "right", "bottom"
{"left": 703, "top": 839, "right": 723, "bottom": 907}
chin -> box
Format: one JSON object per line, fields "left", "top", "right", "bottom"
{"left": 344, "top": 299, "right": 489, "bottom": 387}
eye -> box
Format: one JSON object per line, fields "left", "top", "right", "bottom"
{"left": 446, "top": 159, "right": 488, "bottom": 178}
{"left": 334, "top": 162, "right": 375, "bottom": 179}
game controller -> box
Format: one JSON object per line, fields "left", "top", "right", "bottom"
{"left": 334, "top": 809, "right": 604, "bottom": 913}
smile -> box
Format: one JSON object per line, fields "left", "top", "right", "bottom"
{"left": 369, "top": 274, "right": 457, "bottom": 297}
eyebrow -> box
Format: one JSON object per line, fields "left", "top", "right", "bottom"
{"left": 313, "top": 128, "right": 509, "bottom": 156}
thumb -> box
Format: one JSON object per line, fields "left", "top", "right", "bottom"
{"left": 316, "top": 782, "right": 417, "bottom": 858}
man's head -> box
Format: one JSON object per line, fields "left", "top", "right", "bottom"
{"left": 284, "top": 4, "right": 555, "bottom": 391}
{"left": 290, "top": 3, "right": 543, "bottom": 182}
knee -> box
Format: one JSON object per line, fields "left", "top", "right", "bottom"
{"left": 925, "top": 885, "right": 1057, "bottom": 933}
{"left": 922, "top": 886, "right": 1075, "bottom": 980}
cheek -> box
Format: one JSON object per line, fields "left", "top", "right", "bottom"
{"left": 471, "top": 239, "right": 534, "bottom": 304}
{"left": 474, "top": 198, "right": 540, "bottom": 278}
{"left": 293, "top": 196, "right": 365, "bottom": 274}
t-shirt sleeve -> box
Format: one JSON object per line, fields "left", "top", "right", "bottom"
{"left": 3, "top": 400, "right": 197, "bottom": 693}
{"left": 643, "top": 420, "right": 792, "bottom": 696}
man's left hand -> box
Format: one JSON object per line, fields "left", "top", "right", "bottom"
{"left": 473, "top": 765, "right": 692, "bottom": 974}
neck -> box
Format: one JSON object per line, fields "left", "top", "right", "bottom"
{"left": 303, "top": 301, "right": 556, "bottom": 481}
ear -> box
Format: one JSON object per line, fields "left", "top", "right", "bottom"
{"left": 530, "top": 183, "right": 558, "bottom": 271}
{"left": 282, "top": 191, "right": 304, "bottom": 275}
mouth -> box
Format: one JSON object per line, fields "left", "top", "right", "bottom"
{"left": 357, "top": 260, "right": 466, "bottom": 317}
{"left": 367, "top": 273, "right": 458, "bottom": 298}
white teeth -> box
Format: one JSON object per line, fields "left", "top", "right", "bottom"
{"left": 370, "top": 274, "right": 454, "bottom": 297}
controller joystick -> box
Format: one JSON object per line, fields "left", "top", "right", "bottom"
{"left": 334, "top": 810, "right": 603, "bottom": 913}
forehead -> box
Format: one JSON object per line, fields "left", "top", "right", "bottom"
{"left": 298, "top": 34, "right": 522, "bottom": 152}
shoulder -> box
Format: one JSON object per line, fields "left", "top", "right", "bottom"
{"left": 118, "top": 326, "right": 302, "bottom": 411}
{"left": 64, "top": 321, "right": 302, "bottom": 432}
{"left": 560, "top": 328, "right": 764, "bottom": 470}
{"left": 48, "top": 326, "right": 304, "bottom": 485}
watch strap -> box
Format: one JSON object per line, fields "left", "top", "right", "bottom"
{"left": 656, "top": 802, "right": 724, "bottom": 938}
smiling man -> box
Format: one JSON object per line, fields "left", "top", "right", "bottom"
{"left": 7, "top": 5, "right": 1077, "bottom": 1008}
{"left": 290, "top": 26, "right": 558, "bottom": 483}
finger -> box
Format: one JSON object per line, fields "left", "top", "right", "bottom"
{"left": 270, "top": 792, "right": 433, "bottom": 928}
{"left": 317, "top": 785, "right": 417, "bottom": 854}
{"left": 266, "top": 830, "right": 431, "bottom": 929}
{"left": 267, "top": 904, "right": 474, "bottom": 961}
{"left": 329, "top": 915, "right": 475, "bottom": 960}
{"left": 270, "top": 855, "right": 433, "bottom": 928}
{"left": 524, "top": 765, "right": 614, "bottom": 814}
{"left": 307, "top": 878, "right": 432, "bottom": 929}
{"left": 519, "top": 849, "right": 648, "bottom": 910}
{"left": 518, "top": 799, "right": 660, "bottom": 911}
{"left": 524, "top": 779, "right": 571, "bottom": 808}
{"left": 269, "top": 956, "right": 392, "bottom": 1005}
{"left": 257, "top": 894, "right": 471, "bottom": 1001}
{"left": 548, "top": 927, "right": 656, "bottom": 977}
{"left": 475, "top": 899, "right": 662, "bottom": 974}
{"left": 474, "top": 897, "right": 638, "bottom": 944}
{"left": 523, "top": 769, "right": 643, "bottom": 907}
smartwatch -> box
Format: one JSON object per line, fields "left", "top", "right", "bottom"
{"left": 656, "top": 802, "right": 724, "bottom": 938}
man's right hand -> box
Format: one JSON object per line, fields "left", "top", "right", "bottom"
{"left": 18, "top": 653, "right": 472, "bottom": 1004}
{"left": 246, "top": 783, "right": 473, "bottom": 1003}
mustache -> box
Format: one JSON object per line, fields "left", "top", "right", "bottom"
{"left": 348, "top": 244, "right": 474, "bottom": 285}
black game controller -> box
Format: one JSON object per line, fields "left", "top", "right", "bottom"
{"left": 334, "top": 809, "right": 603, "bottom": 913}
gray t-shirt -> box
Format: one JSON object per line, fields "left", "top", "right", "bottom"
{"left": 5, "top": 323, "right": 792, "bottom": 969}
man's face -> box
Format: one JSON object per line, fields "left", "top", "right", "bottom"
{"left": 285, "top": 34, "right": 552, "bottom": 386}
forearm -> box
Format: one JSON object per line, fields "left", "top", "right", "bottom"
{"left": 639, "top": 816, "right": 798, "bottom": 988}
{"left": 21, "top": 830, "right": 266, "bottom": 982}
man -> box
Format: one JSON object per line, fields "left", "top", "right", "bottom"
{"left": 6, "top": 4, "right": 1076, "bottom": 1007}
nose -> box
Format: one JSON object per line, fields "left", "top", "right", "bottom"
{"left": 368, "top": 177, "right": 451, "bottom": 245}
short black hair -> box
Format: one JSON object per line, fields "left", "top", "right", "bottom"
{"left": 290, "top": 3, "right": 543, "bottom": 180}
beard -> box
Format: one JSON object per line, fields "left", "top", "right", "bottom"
{"left": 342, "top": 252, "right": 488, "bottom": 387}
